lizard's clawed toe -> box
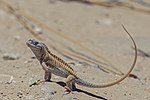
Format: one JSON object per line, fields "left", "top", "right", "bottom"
{"left": 29, "top": 80, "right": 46, "bottom": 87}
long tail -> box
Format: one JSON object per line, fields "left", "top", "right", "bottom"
{"left": 75, "top": 25, "right": 137, "bottom": 88}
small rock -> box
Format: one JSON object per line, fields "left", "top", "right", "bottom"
{"left": 31, "top": 25, "right": 43, "bottom": 34}
{"left": 14, "top": 35, "right": 21, "bottom": 40}
{"left": 2, "top": 53, "right": 20, "bottom": 60}
{"left": 34, "top": 27, "right": 43, "bottom": 34}
{"left": 95, "top": 18, "right": 112, "bottom": 26}
{"left": 24, "top": 59, "right": 33, "bottom": 63}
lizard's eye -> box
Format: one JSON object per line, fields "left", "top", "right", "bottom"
{"left": 33, "top": 41, "right": 39, "bottom": 45}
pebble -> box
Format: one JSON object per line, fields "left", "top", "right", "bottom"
{"left": 31, "top": 25, "right": 43, "bottom": 34}
{"left": 2, "top": 53, "right": 20, "bottom": 60}
{"left": 24, "top": 59, "right": 33, "bottom": 63}
{"left": 14, "top": 35, "right": 21, "bottom": 40}
{"left": 95, "top": 18, "right": 112, "bottom": 26}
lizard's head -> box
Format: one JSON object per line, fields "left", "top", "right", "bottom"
{"left": 26, "top": 39, "right": 49, "bottom": 62}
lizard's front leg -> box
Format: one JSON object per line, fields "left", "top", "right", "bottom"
{"left": 29, "top": 63, "right": 52, "bottom": 87}
{"left": 42, "top": 62, "right": 52, "bottom": 81}
{"left": 65, "top": 75, "right": 76, "bottom": 92}
{"left": 32, "top": 70, "right": 51, "bottom": 86}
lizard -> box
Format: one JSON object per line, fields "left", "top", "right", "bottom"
{"left": 26, "top": 25, "right": 137, "bottom": 92}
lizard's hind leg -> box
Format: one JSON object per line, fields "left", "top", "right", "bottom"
{"left": 65, "top": 75, "right": 76, "bottom": 92}
{"left": 44, "top": 70, "right": 51, "bottom": 81}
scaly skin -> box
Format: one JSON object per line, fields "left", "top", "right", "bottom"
{"left": 26, "top": 25, "right": 137, "bottom": 91}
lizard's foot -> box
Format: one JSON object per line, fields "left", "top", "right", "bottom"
{"left": 29, "top": 80, "right": 48, "bottom": 87}
{"left": 64, "top": 86, "right": 72, "bottom": 94}
{"left": 64, "top": 75, "right": 76, "bottom": 94}
{"left": 64, "top": 86, "right": 76, "bottom": 94}
{"left": 29, "top": 69, "right": 52, "bottom": 87}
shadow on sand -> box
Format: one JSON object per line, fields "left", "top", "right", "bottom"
{"left": 56, "top": 81, "right": 107, "bottom": 100}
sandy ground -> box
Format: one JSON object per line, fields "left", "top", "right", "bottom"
{"left": 0, "top": 0, "right": 150, "bottom": 100}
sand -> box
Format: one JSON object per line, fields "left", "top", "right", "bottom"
{"left": 0, "top": 0, "right": 150, "bottom": 100}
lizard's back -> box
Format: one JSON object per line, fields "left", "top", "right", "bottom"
{"left": 45, "top": 52, "right": 77, "bottom": 78}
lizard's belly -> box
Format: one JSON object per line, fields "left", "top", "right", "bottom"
{"left": 48, "top": 67, "right": 69, "bottom": 78}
